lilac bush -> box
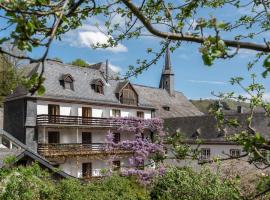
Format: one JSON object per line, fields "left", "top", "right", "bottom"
{"left": 105, "top": 117, "right": 166, "bottom": 184}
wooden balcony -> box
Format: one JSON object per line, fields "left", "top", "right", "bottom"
{"left": 37, "top": 115, "right": 123, "bottom": 128}
{"left": 38, "top": 143, "right": 131, "bottom": 158}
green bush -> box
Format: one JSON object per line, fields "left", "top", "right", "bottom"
{"left": 0, "top": 164, "right": 57, "bottom": 200}
{"left": 150, "top": 167, "right": 242, "bottom": 200}
{"left": 57, "top": 175, "right": 150, "bottom": 200}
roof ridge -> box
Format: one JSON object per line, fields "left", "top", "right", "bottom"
{"left": 133, "top": 83, "right": 183, "bottom": 94}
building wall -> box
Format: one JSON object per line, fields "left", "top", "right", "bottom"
{"left": 38, "top": 127, "right": 143, "bottom": 144}
{"left": 60, "top": 156, "right": 130, "bottom": 178}
{"left": 36, "top": 100, "right": 152, "bottom": 119}
{"left": 4, "top": 99, "right": 26, "bottom": 143}
{"left": 166, "top": 144, "right": 243, "bottom": 170}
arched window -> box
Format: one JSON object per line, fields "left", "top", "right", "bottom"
{"left": 91, "top": 79, "right": 104, "bottom": 94}
{"left": 60, "top": 74, "right": 74, "bottom": 90}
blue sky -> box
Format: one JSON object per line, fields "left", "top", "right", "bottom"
{"left": 26, "top": 3, "right": 269, "bottom": 100}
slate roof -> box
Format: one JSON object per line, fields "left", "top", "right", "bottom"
{"left": 133, "top": 84, "right": 204, "bottom": 118}
{"left": 0, "top": 129, "right": 72, "bottom": 178}
{"left": 6, "top": 60, "right": 203, "bottom": 118}
{"left": 164, "top": 112, "right": 270, "bottom": 143}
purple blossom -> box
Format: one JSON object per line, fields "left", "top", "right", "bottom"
{"left": 105, "top": 117, "right": 166, "bottom": 184}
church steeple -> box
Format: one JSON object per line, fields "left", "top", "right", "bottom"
{"left": 159, "top": 46, "right": 175, "bottom": 96}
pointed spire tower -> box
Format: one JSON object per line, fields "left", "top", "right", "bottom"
{"left": 159, "top": 46, "right": 175, "bottom": 96}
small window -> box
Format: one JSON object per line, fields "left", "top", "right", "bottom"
{"left": 113, "top": 133, "right": 120, "bottom": 143}
{"left": 200, "top": 148, "right": 210, "bottom": 160}
{"left": 137, "top": 111, "right": 144, "bottom": 118}
{"left": 60, "top": 74, "right": 74, "bottom": 90}
{"left": 163, "top": 106, "right": 170, "bottom": 111}
{"left": 230, "top": 149, "right": 240, "bottom": 158}
{"left": 112, "top": 109, "right": 121, "bottom": 117}
{"left": 112, "top": 160, "right": 121, "bottom": 171}
{"left": 91, "top": 79, "right": 104, "bottom": 94}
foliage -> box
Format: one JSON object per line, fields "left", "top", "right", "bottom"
{"left": 0, "top": 164, "right": 57, "bottom": 200}
{"left": 69, "top": 58, "right": 90, "bottom": 67}
{"left": 0, "top": 165, "right": 150, "bottom": 200}
{"left": 0, "top": 1, "right": 269, "bottom": 93}
{"left": 150, "top": 167, "right": 242, "bottom": 200}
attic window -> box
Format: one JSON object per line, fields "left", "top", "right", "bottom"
{"left": 163, "top": 106, "right": 170, "bottom": 111}
{"left": 60, "top": 74, "right": 74, "bottom": 90}
{"left": 91, "top": 79, "right": 104, "bottom": 94}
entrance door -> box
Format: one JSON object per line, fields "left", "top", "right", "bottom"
{"left": 82, "top": 162, "right": 92, "bottom": 178}
{"left": 82, "top": 107, "right": 92, "bottom": 124}
{"left": 82, "top": 132, "right": 92, "bottom": 144}
{"left": 48, "top": 104, "right": 60, "bottom": 123}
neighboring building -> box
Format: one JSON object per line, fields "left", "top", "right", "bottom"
{"left": 0, "top": 129, "right": 71, "bottom": 179}
{"left": 164, "top": 112, "right": 270, "bottom": 169}
{"left": 3, "top": 49, "right": 203, "bottom": 179}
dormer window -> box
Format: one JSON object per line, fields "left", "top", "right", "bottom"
{"left": 60, "top": 74, "right": 74, "bottom": 90}
{"left": 163, "top": 106, "right": 170, "bottom": 111}
{"left": 116, "top": 82, "right": 138, "bottom": 105}
{"left": 91, "top": 79, "right": 104, "bottom": 94}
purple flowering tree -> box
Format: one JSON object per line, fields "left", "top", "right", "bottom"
{"left": 105, "top": 117, "right": 166, "bottom": 184}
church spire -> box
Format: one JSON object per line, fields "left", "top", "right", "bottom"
{"left": 165, "top": 46, "right": 172, "bottom": 70}
{"left": 159, "top": 46, "right": 175, "bottom": 96}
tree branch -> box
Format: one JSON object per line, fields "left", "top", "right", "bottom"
{"left": 120, "top": 0, "right": 270, "bottom": 52}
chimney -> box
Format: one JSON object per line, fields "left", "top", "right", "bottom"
{"left": 105, "top": 59, "right": 109, "bottom": 83}
{"left": 237, "top": 105, "right": 243, "bottom": 113}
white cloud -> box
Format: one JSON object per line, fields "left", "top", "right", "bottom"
{"left": 188, "top": 80, "right": 227, "bottom": 85}
{"left": 64, "top": 23, "right": 128, "bottom": 53}
{"left": 109, "top": 63, "right": 121, "bottom": 73}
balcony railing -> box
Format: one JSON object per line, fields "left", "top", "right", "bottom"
{"left": 38, "top": 143, "right": 131, "bottom": 157}
{"left": 37, "top": 115, "right": 123, "bottom": 127}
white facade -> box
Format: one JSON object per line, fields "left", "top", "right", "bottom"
{"left": 37, "top": 100, "right": 152, "bottom": 119}
{"left": 36, "top": 100, "right": 153, "bottom": 178}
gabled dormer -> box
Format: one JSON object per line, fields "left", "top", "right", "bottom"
{"left": 60, "top": 74, "right": 74, "bottom": 90}
{"left": 91, "top": 79, "right": 104, "bottom": 94}
{"left": 116, "top": 81, "right": 138, "bottom": 106}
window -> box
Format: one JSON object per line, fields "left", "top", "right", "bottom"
{"left": 112, "top": 160, "right": 121, "bottom": 171}
{"left": 82, "top": 132, "right": 92, "bottom": 144}
{"left": 163, "top": 106, "right": 170, "bottom": 111}
{"left": 82, "top": 107, "right": 92, "bottom": 124}
{"left": 113, "top": 132, "right": 120, "bottom": 143}
{"left": 137, "top": 111, "right": 144, "bottom": 118}
{"left": 82, "top": 163, "right": 92, "bottom": 178}
{"left": 119, "top": 83, "right": 138, "bottom": 105}
{"left": 200, "top": 148, "right": 210, "bottom": 160}
{"left": 230, "top": 149, "right": 240, "bottom": 158}
{"left": 91, "top": 79, "right": 104, "bottom": 94}
{"left": 48, "top": 104, "right": 60, "bottom": 123}
{"left": 112, "top": 109, "right": 121, "bottom": 117}
{"left": 60, "top": 74, "right": 74, "bottom": 90}
{"left": 48, "top": 131, "right": 60, "bottom": 144}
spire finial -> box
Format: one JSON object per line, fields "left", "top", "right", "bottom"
{"left": 165, "top": 46, "right": 171, "bottom": 70}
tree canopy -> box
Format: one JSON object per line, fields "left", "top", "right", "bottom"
{"left": 69, "top": 58, "right": 90, "bottom": 67}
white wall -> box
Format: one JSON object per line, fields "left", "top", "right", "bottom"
{"left": 37, "top": 127, "right": 137, "bottom": 144}
{"left": 60, "top": 156, "right": 130, "bottom": 178}
{"left": 37, "top": 100, "right": 152, "bottom": 119}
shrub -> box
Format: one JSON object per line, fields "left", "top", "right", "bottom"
{"left": 150, "top": 167, "right": 242, "bottom": 200}
{"left": 0, "top": 164, "right": 57, "bottom": 200}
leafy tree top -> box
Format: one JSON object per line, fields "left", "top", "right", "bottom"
{"left": 69, "top": 58, "right": 90, "bottom": 67}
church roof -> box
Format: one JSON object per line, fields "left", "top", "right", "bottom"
{"left": 6, "top": 60, "right": 203, "bottom": 118}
